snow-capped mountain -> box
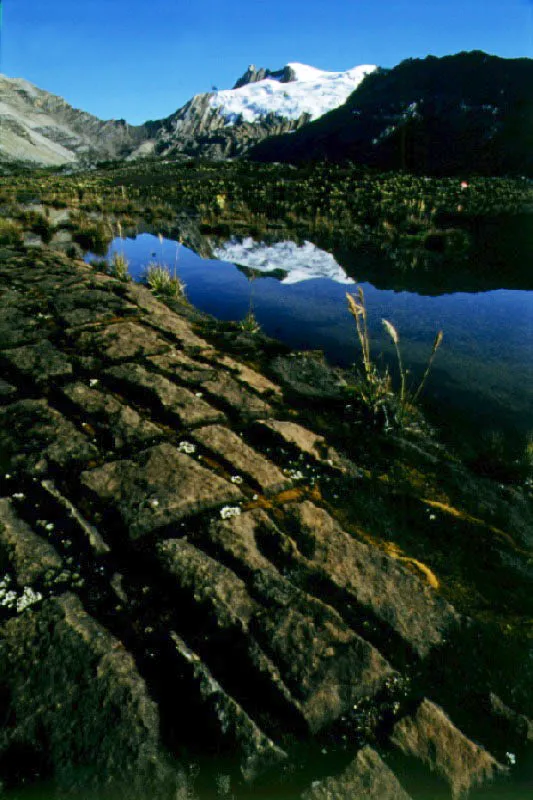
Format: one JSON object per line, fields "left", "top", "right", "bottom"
{"left": 151, "top": 62, "right": 377, "bottom": 160}
{"left": 208, "top": 62, "right": 376, "bottom": 125}
{"left": 212, "top": 237, "right": 355, "bottom": 285}
{"left": 0, "top": 62, "right": 376, "bottom": 165}
{"left": 8, "top": 53, "right": 528, "bottom": 175}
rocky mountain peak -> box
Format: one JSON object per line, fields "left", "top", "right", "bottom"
{"left": 1, "top": 60, "right": 376, "bottom": 166}
{"left": 232, "top": 64, "right": 296, "bottom": 90}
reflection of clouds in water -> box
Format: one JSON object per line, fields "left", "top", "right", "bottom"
{"left": 212, "top": 237, "right": 355, "bottom": 285}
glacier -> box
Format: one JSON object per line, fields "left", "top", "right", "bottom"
{"left": 208, "top": 62, "right": 377, "bottom": 125}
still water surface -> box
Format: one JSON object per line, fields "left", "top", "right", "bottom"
{"left": 87, "top": 231, "right": 533, "bottom": 455}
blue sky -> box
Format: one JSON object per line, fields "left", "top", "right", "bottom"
{"left": 2, "top": 0, "right": 532, "bottom": 124}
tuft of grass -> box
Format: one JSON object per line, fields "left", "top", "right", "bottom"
{"left": 0, "top": 219, "right": 24, "bottom": 246}
{"left": 346, "top": 287, "right": 394, "bottom": 426}
{"left": 144, "top": 262, "right": 186, "bottom": 300}
{"left": 239, "top": 310, "right": 261, "bottom": 334}
{"left": 72, "top": 219, "right": 112, "bottom": 255}
{"left": 89, "top": 257, "right": 109, "bottom": 271}
{"left": 109, "top": 251, "right": 130, "bottom": 282}
{"left": 239, "top": 267, "right": 261, "bottom": 334}
{"left": 346, "top": 286, "right": 443, "bottom": 429}
{"left": 108, "top": 222, "right": 130, "bottom": 281}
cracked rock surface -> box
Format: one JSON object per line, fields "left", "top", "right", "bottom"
{"left": 0, "top": 248, "right": 531, "bottom": 799}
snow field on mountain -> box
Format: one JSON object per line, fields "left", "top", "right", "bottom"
{"left": 208, "top": 62, "right": 377, "bottom": 124}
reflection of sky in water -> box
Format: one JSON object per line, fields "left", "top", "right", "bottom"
{"left": 87, "top": 234, "right": 533, "bottom": 440}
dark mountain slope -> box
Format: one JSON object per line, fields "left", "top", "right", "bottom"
{"left": 249, "top": 52, "right": 533, "bottom": 176}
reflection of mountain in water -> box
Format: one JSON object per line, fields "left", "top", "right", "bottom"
{"left": 212, "top": 237, "right": 355, "bottom": 284}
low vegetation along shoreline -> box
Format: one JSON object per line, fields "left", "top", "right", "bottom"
{"left": 0, "top": 161, "right": 532, "bottom": 798}
{"left": 1, "top": 161, "right": 531, "bottom": 266}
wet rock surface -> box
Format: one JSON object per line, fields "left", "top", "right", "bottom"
{"left": 301, "top": 745, "right": 412, "bottom": 799}
{"left": 0, "top": 248, "right": 531, "bottom": 798}
{"left": 391, "top": 699, "right": 504, "bottom": 799}
{"left": 81, "top": 443, "right": 244, "bottom": 540}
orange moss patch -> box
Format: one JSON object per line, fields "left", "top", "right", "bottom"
{"left": 382, "top": 541, "right": 440, "bottom": 589}
{"left": 244, "top": 483, "right": 322, "bottom": 512}
{"left": 327, "top": 518, "right": 441, "bottom": 590}
{"left": 422, "top": 498, "right": 533, "bottom": 559}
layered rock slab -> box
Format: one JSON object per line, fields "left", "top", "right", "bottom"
{"left": 122, "top": 283, "right": 214, "bottom": 352}
{"left": 150, "top": 354, "right": 272, "bottom": 419}
{"left": 218, "top": 354, "right": 283, "bottom": 397}
{"left": 1, "top": 340, "right": 73, "bottom": 385}
{"left": 193, "top": 424, "right": 288, "bottom": 493}
{"left": 51, "top": 287, "right": 139, "bottom": 328}
{"left": 81, "top": 443, "right": 243, "bottom": 539}
{"left": 0, "top": 593, "right": 185, "bottom": 797}
{"left": 158, "top": 537, "right": 393, "bottom": 733}
{"left": 201, "top": 372, "right": 272, "bottom": 419}
{"left": 0, "top": 498, "right": 62, "bottom": 585}
{"left": 73, "top": 320, "right": 171, "bottom": 362}
{"left": 204, "top": 502, "right": 457, "bottom": 660}
{"left": 283, "top": 501, "right": 459, "bottom": 657}
{"left": 104, "top": 363, "right": 225, "bottom": 427}
{"left": 0, "top": 294, "right": 54, "bottom": 348}
{"left": 258, "top": 418, "right": 349, "bottom": 472}
{"left": 0, "top": 399, "right": 97, "bottom": 476}
{"left": 62, "top": 381, "right": 164, "bottom": 449}
{"left": 170, "top": 631, "right": 287, "bottom": 783}
{"left": 391, "top": 699, "right": 504, "bottom": 799}
{"left": 301, "top": 745, "right": 412, "bottom": 800}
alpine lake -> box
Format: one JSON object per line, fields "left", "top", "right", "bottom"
{"left": 86, "top": 212, "right": 533, "bottom": 478}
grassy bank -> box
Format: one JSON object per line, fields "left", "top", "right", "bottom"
{"left": 1, "top": 160, "right": 531, "bottom": 271}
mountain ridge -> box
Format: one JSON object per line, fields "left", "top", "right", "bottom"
{"left": 2, "top": 51, "right": 532, "bottom": 175}
{"left": 0, "top": 61, "right": 375, "bottom": 165}
{"left": 249, "top": 51, "right": 533, "bottom": 176}
{"left": 0, "top": 73, "right": 154, "bottom": 166}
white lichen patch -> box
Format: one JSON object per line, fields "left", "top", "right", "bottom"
{"left": 220, "top": 506, "right": 241, "bottom": 520}
{"left": 1, "top": 574, "right": 43, "bottom": 613}
{"left": 177, "top": 441, "right": 196, "bottom": 455}
{"left": 16, "top": 586, "right": 43, "bottom": 613}
{"left": 286, "top": 468, "right": 305, "bottom": 480}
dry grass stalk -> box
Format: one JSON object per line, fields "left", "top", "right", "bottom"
{"left": 346, "top": 286, "right": 443, "bottom": 427}
{"left": 412, "top": 330, "right": 444, "bottom": 402}
{"left": 382, "top": 318, "right": 406, "bottom": 406}
{"left": 346, "top": 288, "right": 372, "bottom": 377}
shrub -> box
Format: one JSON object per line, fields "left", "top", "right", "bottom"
{"left": 72, "top": 220, "right": 112, "bottom": 255}
{"left": 0, "top": 219, "right": 23, "bottom": 246}
{"left": 19, "top": 210, "right": 53, "bottom": 243}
